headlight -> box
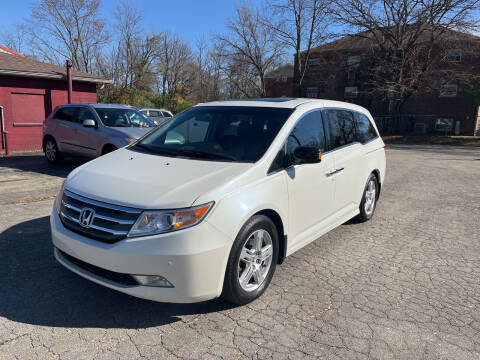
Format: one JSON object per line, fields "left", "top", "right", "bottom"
{"left": 55, "top": 180, "right": 66, "bottom": 213}
{"left": 128, "top": 202, "right": 214, "bottom": 237}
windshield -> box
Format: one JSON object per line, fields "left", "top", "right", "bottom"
{"left": 95, "top": 108, "right": 156, "bottom": 128}
{"left": 130, "top": 106, "right": 293, "bottom": 162}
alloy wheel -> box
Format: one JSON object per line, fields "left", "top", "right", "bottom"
{"left": 364, "top": 179, "right": 376, "bottom": 216}
{"left": 237, "top": 229, "right": 273, "bottom": 292}
{"left": 45, "top": 141, "right": 57, "bottom": 161}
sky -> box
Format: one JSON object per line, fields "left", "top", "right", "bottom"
{"left": 0, "top": 0, "right": 246, "bottom": 46}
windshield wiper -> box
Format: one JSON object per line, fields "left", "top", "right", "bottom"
{"left": 177, "top": 149, "right": 237, "bottom": 161}
{"left": 133, "top": 143, "right": 178, "bottom": 156}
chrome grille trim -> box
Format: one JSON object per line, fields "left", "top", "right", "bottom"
{"left": 63, "top": 203, "right": 136, "bottom": 225}
{"left": 59, "top": 189, "right": 141, "bottom": 243}
{"left": 60, "top": 211, "right": 129, "bottom": 236}
{"left": 64, "top": 189, "right": 142, "bottom": 214}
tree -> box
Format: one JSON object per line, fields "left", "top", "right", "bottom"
{"left": 329, "top": 0, "right": 480, "bottom": 113}
{"left": 216, "top": 5, "right": 284, "bottom": 97}
{"left": 264, "top": 0, "right": 332, "bottom": 96}
{"left": 112, "top": 1, "right": 157, "bottom": 90}
{"left": 0, "top": 24, "right": 28, "bottom": 54}
{"left": 27, "top": 0, "right": 108, "bottom": 72}
{"left": 155, "top": 32, "right": 193, "bottom": 106}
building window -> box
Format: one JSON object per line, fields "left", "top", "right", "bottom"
{"left": 306, "top": 87, "right": 318, "bottom": 98}
{"left": 344, "top": 86, "right": 358, "bottom": 98}
{"left": 346, "top": 56, "right": 360, "bottom": 67}
{"left": 307, "top": 58, "right": 321, "bottom": 67}
{"left": 281, "top": 75, "right": 288, "bottom": 83}
{"left": 347, "top": 69, "right": 356, "bottom": 81}
{"left": 439, "top": 84, "right": 458, "bottom": 97}
{"left": 444, "top": 49, "right": 461, "bottom": 62}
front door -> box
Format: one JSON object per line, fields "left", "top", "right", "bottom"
{"left": 68, "top": 106, "right": 99, "bottom": 157}
{"left": 285, "top": 110, "right": 336, "bottom": 251}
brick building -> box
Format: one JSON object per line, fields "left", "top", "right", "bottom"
{"left": 267, "top": 29, "right": 480, "bottom": 135}
{"left": 0, "top": 47, "right": 111, "bottom": 154}
{"left": 265, "top": 64, "right": 294, "bottom": 98}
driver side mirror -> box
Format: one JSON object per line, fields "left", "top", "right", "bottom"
{"left": 82, "top": 119, "right": 97, "bottom": 128}
{"left": 292, "top": 146, "right": 322, "bottom": 165}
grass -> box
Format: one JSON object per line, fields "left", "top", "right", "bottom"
{"left": 383, "top": 135, "right": 480, "bottom": 147}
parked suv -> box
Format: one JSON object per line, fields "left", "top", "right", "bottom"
{"left": 139, "top": 108, "right": 173, "bottom": 126}
{"left": 51, "top": 98, "right": 386, "bottom": 305}
{"left": 43, "top": 104, "right": 156, "bottom": 162}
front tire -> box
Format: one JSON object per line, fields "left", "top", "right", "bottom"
{"left": 221, "top": 215, "right": 278, "bottom": 305}
{"left": 355, "top": 173, "right": 378, "bottom": 222}
{"left": 44, "top": 138, "right": 62, "bottom": 163}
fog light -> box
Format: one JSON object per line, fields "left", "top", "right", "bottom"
{"left": 132, "top": 275, "right": 174, "bottom": 288}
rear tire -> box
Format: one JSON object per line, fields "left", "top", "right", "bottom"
{"left": 355, "top": 173, "right": 378, "bottom": 222}
{"left": 44, "top": 138, "right": 62, "bottom": 163}
{"left": 221, "top": 215, "right": 278, "bottom": 305}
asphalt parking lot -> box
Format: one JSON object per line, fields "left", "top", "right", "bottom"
{"left": 1, "top": 145, "right": 480, "bottom": 360}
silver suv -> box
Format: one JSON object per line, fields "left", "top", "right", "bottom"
{"left": 43, "top": 104, "right": 156, "bottom": 162}
{"left": 139, "top": 108, "right": 173, "bottom": 126}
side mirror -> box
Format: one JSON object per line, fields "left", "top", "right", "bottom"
{"left": 293, "top": 146, "right": 322, "bottom": 165}
{"left": 82, "top": 119, "right": 97, "bottom": 128}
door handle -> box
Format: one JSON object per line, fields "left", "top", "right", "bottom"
{"left": 325, "top": 167, "right": 345, "bottom": 177}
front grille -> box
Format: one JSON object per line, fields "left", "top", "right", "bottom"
{"left": 58, "top": 249, "right": 138, "bottom": 286}
{"left": 59, "top": 189, "right": 141, "bottom": 243}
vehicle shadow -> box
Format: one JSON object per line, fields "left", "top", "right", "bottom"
{"left": 0, "top": 153, "right": 87, "bottom": 177}
{"left": 0, "top": 216, "right": 233, "bottom": 329}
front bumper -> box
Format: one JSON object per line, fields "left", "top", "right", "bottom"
{"left": 51, "top": 202, "right": 232, "bottom": 303}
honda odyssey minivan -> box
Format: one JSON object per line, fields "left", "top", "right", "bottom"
{"left": 51, "top": 98, "right": 386, "bottom": 305}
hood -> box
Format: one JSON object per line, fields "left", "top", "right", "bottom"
{"left": 66, "top": 148, "right": 253, "bottom": 209}
{"left": 112, "top": 127, "right": 153, "bottom": 139}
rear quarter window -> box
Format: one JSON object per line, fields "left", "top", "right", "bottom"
{"left": 53, "top": 107, "right": 76, "bottom": 122}
{"left": 354, "top": 112, "right": 378, "bottom": 143}
{"left": 323, "top": 109, "right": 356, "bottom": 149}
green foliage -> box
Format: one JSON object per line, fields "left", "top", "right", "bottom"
{"left": 97, "top": 85, "right": 194, "bottom": 113}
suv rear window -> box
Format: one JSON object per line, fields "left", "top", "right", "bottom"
{"left": 95, "top": 108, "right": 155, "bottom": 128}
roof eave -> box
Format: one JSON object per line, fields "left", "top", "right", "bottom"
{"left": 0, "top": 69, "right": 113, "bottom": 84}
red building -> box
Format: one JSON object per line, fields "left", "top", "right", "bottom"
{"left": 0, "top": 46, "right": 111, "bottom": 154}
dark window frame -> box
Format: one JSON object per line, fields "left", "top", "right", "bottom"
{"left": 268, "top": 109, "right": 327, "bottom": 173}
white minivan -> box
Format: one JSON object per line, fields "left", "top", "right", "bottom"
{"left": 51, "top": 98, "right": 386, "bottom": 305}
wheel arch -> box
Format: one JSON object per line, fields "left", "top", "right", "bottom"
{"left": 101, "top": 143, "right": 117, "bottom": 155}
{"left": 42, "top": 134, "right": 56, "bottom": 149}
{"left": 253, "top": 209, "right": 287, "bottom": 265}
{"left": 371, "top": 169, "right": 381, "bottom": 199}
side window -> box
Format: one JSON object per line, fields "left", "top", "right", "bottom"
{"left": 354, "top": 112, "right": 378, "bottom": 143}
{"left": 269, "top": 145, "right": 287, "bottom": 173}
{"left": 162, "top": 111, "right": 172, "bottom": 118}
{"left": 76, "top": 108, "right": 96, "bottom": 124}
{"left": 324, "top": 109, "right": 356, "bottom": 149}
{"left": 53, "top": 107, "right": 76, "bottom": 122}
{"left": 287, "top": 110, "right": 325, "bottom": 162}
